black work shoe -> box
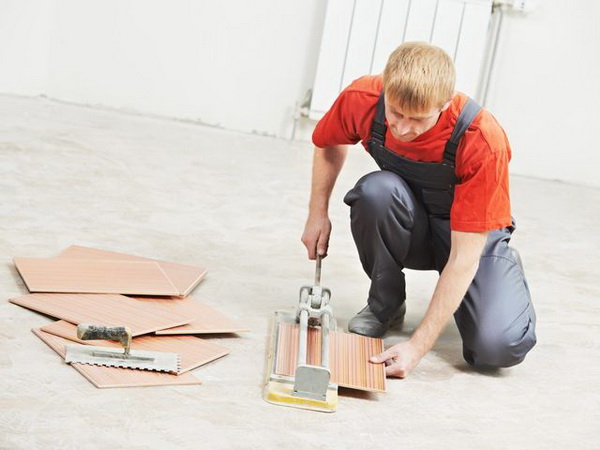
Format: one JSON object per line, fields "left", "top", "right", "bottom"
{"left": 348, "top": 303, "right": 406, "bottom": 338}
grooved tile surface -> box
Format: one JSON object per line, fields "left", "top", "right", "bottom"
{"left": 274, "top": 322, "right": 386, "bottom": 392}
{"left": 14, "top": 257, "right": 179, "bottom": 296}
{"left": 58, "top": 245, "right": 207, "bottom": 297}
{"left": 41, "top": 320, "right": 230, "bottom": 374}
{"left": 10, "top": 293, "right": 192, "bottom": 336}
{"left": 32, "top": 328, "right": 202, "bottom": 388}
{"left": 130, "top": 297, "right": 248, "bottom": 335}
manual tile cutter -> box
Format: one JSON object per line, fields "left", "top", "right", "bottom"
{"left": 263, "top": 255, "right": 338, "bottom": 412}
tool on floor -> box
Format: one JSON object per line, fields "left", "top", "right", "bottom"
{"left": 65, "top": 324, "right": 179, "bottom": 373}
{"left": 264, "top": 255, "right": 338, "bottom": 412}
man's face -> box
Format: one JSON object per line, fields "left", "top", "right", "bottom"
{"left": 384, "top": 96, "right": 450, "bottom": 142}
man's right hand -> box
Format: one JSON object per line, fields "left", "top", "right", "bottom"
{"left": 301, "top": 213, "right": 332, "bottom": 260}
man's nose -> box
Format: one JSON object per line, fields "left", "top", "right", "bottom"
{"left": 391, "top": 118, "right": 412, "bottom": 135}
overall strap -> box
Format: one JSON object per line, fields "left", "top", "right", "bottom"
{"left": 442, "top": 98, "right": 481, "bottom": 166}
{"left": 370, "top": 91, "right": 387, "bottom": 146}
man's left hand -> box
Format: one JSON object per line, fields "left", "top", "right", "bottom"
{"left": 370, "top": 340, "right": 423, "bottom": 378}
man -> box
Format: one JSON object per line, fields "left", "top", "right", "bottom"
{"left": 301, "top": 42, "right": 536, "bottom": 378}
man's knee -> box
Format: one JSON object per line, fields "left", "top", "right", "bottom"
{"left": 463, "top": 319, "right": 537, "bottom": 368}
{"left": 344, "top": 171, "right": 413, "bottom": 219}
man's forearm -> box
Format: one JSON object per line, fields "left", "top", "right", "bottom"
{"left": 410, "top": 230, "right": 489, "bottom": 357}
{"left": 302, "top": 145, "right": 349, "bottom": 258}
{"left": 308, "top": 146, "right": 348, "bottom": 214}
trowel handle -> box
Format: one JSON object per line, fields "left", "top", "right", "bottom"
{"left": 77, "top": 324, "right": 132, "bottom": 352}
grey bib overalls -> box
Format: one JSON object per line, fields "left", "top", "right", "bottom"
{"left": 343, "top": 93, "right": 537, "bottom": 367}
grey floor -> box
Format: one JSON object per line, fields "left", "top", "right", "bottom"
{"left": 0, "top": 94, "right": 598, "bottom": 450}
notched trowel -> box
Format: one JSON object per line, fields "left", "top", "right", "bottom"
{"left": 65, "top": 324, "right": 179, "bottom": 373}
{"left": 264, "top": 255, "right": 338, "bottom": 412}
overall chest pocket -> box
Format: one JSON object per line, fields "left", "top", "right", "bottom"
{"left": 422, "top": 188, "right": 454, "bottom": 218}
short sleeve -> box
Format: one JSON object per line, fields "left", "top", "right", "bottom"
{"left": 451, "top": 140, "right": 512, "bottom": 232}
{"left": 312, "top": 83, "right": 379, "bottom": 148}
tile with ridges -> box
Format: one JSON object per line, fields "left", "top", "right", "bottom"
{"left": 58, "top": 245, "right": 207, "bottom": 297}
{"left": 14, "top": 257, "right": 179, "bottom": 296}
{"left": 131, "top": 297, "right": 248, "bottom": 335}
{"left": 274, "top": 322, "right": 386, "bottom": 392}
{"left": 10, "top": 293, "right": 192, "bottom": 336}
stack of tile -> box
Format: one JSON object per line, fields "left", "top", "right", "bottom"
{"left": 10, "top": 245, "right": 247, "bottom": 388}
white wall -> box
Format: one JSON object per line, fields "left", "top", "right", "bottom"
{"left": 0, "top": 1, "right": 53, "bottom": 94}
{"left": 0, "top": 0, "right": 598, "bottom": 186}
{"left": 485, "top": 0, "right": 600, "bottom": 187}
{"left": 0, "top": 0, "right": 326, "bottom": 139}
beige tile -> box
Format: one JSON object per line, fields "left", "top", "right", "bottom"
{"left": 275, "top": 322, "right": 386, "bottom": 392}
{"left": 58, "top": 245, "right": 207, "bottom": 297}
{"left": 10, "top": 293, "right": 192, "bottom": 336}
{"left": 14, "top": 257, "right": 179, "bottom": 296}
{"left": 131, "top": 296, "right": 248, "bottom": 335}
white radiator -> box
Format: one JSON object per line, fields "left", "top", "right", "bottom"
{"left": 309, "top": 0, "right": 493, "bottom": 120}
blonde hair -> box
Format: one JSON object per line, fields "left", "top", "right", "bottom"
{"left": 383, "top": 42, "right": 455, "bottom": 113}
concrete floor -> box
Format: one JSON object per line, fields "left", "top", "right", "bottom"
{"left": 0, "top": 94, "right": 598, "bottom": 450}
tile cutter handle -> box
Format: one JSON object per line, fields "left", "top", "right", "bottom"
{"left": 296, "top": 255, "right": 333, "bottom": 368}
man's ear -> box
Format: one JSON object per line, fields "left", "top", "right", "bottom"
{"left": 440, "top": 94, "right": 455, "bottom": 112}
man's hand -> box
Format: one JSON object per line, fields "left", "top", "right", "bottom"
{"left": 301, "top": 213, "right": 331, "bottom": 260}
{"left": 370, "top": 340, "right": 423, "bottom": 378}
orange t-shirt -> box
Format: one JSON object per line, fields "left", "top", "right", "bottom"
{"left": 312, "top": 75, "right": 512, "bottom": 232}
